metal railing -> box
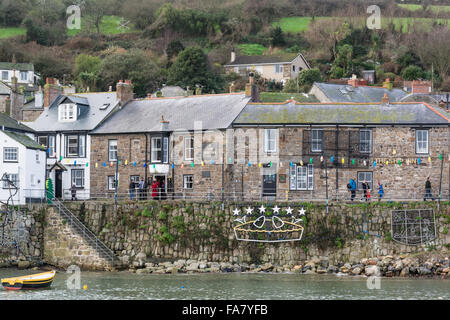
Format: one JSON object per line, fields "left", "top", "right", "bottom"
{"left": 42, "top": 187, "right": 450, "bottom": 203}
{"left": 49, "top": 194, "right": 115, "bottom": 267}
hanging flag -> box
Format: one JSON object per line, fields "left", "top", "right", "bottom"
{"left": 439, "top": 154, "right": 442, "bottom": 160}
{"left": 74, "top": 160, "right": 77, "bottom": 166}
{"left": 229, "top": 158, "right": 232, "bottom": 164}
{"left": 201, "top": 161, "right": 204, "bottom": 166}
{"left": 67, "top": 159, "right": 70, "bottom": 164}
{"left": 211, "top": 160, "right": 214, "bottom": 165}
{"left": 133, "top": 161, "right": 136, "bottom": 167}
{"left": 309, "top": 158, "right": 313, "bottom": 164}
{"left": 393, "top": 149, "right": 396, "bottom": 155}
{"left": 342, "top": 158, "right": 345, "bottom": 164}
{"left": 125, "top": 160, "right": 128, "bottom": 165}
{"left": 143, "top": 163, "right": 146, "bottom": 168}
{"left": 363, "top": 160, "right": 367, "bottom": 166}
{"left": 171, "top": 163, "right": 175, "bottom": 169}
{"left": 258, "top": 163, "right": 262, "bottom": 168}
{"left": 191, "top": 162, "right": 194, "bottom": 167}
{"left": 428, "top": 156, "right": 431, "bottom": 163}
{"left": 153, "top": 163, "right": 156, "bottom": 168}
{"left": 373, "top": 161, "right": 376, "bottom": 167}
{"left": 181, "top": 163, "right": 184, "bottom": 169}
{"left": 300, "top": 160, "right": 303, "bottom": 166}
{"left": 331, "top": 156, "right": 334, "bottom": 163}
{"left": 60, "top": 155, "right": 63, "bottom": 161}
{"left": 320, "top": 156, "right": 323, "bottom": 162}
{"left": 418, "top": 158, "right": 421, "bottom": 164}
{"left": 398, "top": 160, "right": 402, "bottom": 166}
{"left": 269, "top": 161, "right": 272, "bottom": 167}
{"left": 86, "top": 163, "right": 89, "bottom": 167}
{"left": 351, "top": 159, "right": 355, "bottom": 165}
{"left": 248, "top": 161, "right": 251, "bottom": 167}
{"left": 110, "top": 162, "right": 113, "bottom": 167}
{"left": 290, "top": 162, "right": 293, "bottom": 167}
{"left": 385, "top": 160, "right": 388, "bottom": 165}
{"left": 280, "top": 162, "right": 283, "bottom": 168}
{"left": 103, "top": 162, "right": 106, "bottom": 167}
{"left": 95, "top": 162, "right": 98, "bottom": 168}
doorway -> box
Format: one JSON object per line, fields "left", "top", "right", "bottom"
{"left": 55, "top": 170, "right": 63, "bottom": 198}
{"left": 262, "top": 174, "right": 277, "bottom": 197}
{"left": 153, "top": 175, "right": 167, "bottom": 200}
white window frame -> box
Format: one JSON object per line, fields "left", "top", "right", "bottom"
{"left": 71, "top": 169, "right": 85, "bottom": 188}
{"left": 3, "top": 147, "right": 18, "bottom": 162}
{"left": 151, "top": 137, "right": 162, "bottom": 163}
{"left": 415, "top": 130, "right": 428, "bottom": 154}
{"left": 311, "top": 129, "right": 323, "bottom": 153}
{"left": 183, "top": 175, "right": 193, "bottom": 189}
{"left": 184, "top": 136, "right": 194, "bottom": 161}
{"left": 2, "top": 173, "right": 19, "bottom": 189}
{"left": 67, "top": 135, "right": 79, "bottom": 157}
{"left": 275, "top": 64, "right": 283, "bottom": 73}
{"left": 58, "top": 103, "right": 77, "bottom": 122}
{"left": 290, "top": 164, "right": 313, "bottom": 190}
{"left": 20, "top": 71, "right": 28, "bottom": 81}
{"left": 108, "top": 139, "right": 118, "bottom": 162}
{"left": 264, "top": 129, "right": 277, "bottom": 153}
{"left": 359, "top": 129, "right": 372, "bottom": 153}
{"left": 107, "top": 176, "right": 116, "bottom": 191}
{"left": 1, "top": 71, "right": 8, "bottom": 81}
{"left": 163, "top": 136, "right": 169, "bottom": 163}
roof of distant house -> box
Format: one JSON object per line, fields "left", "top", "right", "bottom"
{"left": 92, "top": 93, "right": 251, "bottom": 134}
{"left": 225, "top": 53, "right": 309, "bottom": 67}
{"left": 2, "top": 131, "right": 45, "bottom": 150}
{"left": 312, "top": 82, "right": 408, "bottom": 103}
{"left": 27, "top": 92, "right": 120, "bottom": 132}
{"left": 0, "top": 112, "right": 35, "bottom": 132}
{"left": 233, "top": 101, "right": 450, "bottom": 125}
{"left": 0, "top": 62, "right": 34, "bottom": 72}
{"left": 152, "top": 86, "right": 187, "bottom": 98}
{"left": 0, "top": 81, "right": 12, "bottom": 95}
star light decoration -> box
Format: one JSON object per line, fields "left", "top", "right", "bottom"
{"left": 117, "top": 17, "right": 131, "bottom": 33}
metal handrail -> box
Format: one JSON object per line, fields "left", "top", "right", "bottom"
{"left": 49, "top": 194, "right": 115, "bottom": 266}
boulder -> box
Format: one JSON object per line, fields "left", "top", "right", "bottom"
{"left": 186, "top": 263, "right": 199, "bottom": 271}
{"left": 327, "top": 265, "right": 338, "bottom": 273}
{"left": 393, "top": 260, "right": 403, "bottom": 271}
{"left": 351, "top": 267, "right": 362, "bottom": 275}
{"left": 418, "top": 267, "right": 432, "bottom": 276}
{"left": 261, "top": 263, "right": 274, "bottom": 272}
{"left": 17, "top": 261, "right": 31, "bottom": 269}
{"left": 400, "top": 267, "right": 410, "bottom": 277}
{"left": 303, "top": 269, "right": 316, "bottom": 275}
{"left": 316, "top": 268, "right": 327, "bottom": 274}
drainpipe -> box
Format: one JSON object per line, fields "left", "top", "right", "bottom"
{"left": 145, "top": 134, "right": 148, "bottom": 184}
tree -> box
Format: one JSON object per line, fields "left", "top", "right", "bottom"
{"left": 167, "top": 47, "right": 223, "bottom": 93}
{"left": 298, "top": 68, "right": 322, "bottom": 86}
{"left": 99, "top": 49, "right": 164, "bottom": 97}
{"left": 166, "top": 40, "right": 185, "bottom": 60}
{"left": 0, "top": 0, "right": 31, "bottom": 26}
{"left": 73, "top": 54, "right": 102, "bottom": 91}
{"left": 270, "top": 26, "right": 286, "bottom": 47}
{"left": 84, "top": 0, "right": 117, "bottom": 34}
{"left": 401, "top": 65, "right": 424, "bottom": 81}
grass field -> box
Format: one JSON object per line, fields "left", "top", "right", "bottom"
{"left": 398, "top": 4, "right": 450, "bottom": 13}
{"left": 273, "top": 16, "right": 449, "bottom": 33}
{"left": 67, "top": 16, "right": 139, "bottom": 36}
{"left": 237, "top": 43, "right": 268, "bottom": 55}
{"left": 259, "top": 92, "right": 318, "bottom": 103}
{"left": 0, "top": 27, "right": 26, "bottom": 39}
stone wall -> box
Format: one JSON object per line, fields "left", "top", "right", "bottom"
{"left": 43, "top": 206, "right": 113, "bottom": 270}
{"left": 0, "top": 205, "right": 44, "bottom": 268}
{"left": 61, "top": 200, "right": 450, "bottom": 269}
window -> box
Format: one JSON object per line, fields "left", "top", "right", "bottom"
{"left": 2, "top": 71, "right": 8, "bottom": 80}
{"left": 183, "top": 175, "right": 193, "bottom": 189}
{"left": 357, "top": 172, "right": 373, "bottom": 190}
{"left": 292, "top": 65, "right": 296, "bottom": 72}
{"left": 108, "top": 176, "right": 116, "bottom": 190}
{"left": 108, "top": 140, "right": 118, "bottom": 161}
{"left": 2, "top": 174, "right": 19, "bottom": 188}
{"left": 264, "top": 129, "right": 277, "bottom": 153}
{"left": 31, "top": 174, "right": 36, "bottom": 187}
{"left": 163, "top": 137, "right": 169, "bottom": 163}
{"left": 184, "top": 136, "right": 194, "bottom": 161}
{"left": 289, "top": 164, "right": 314, "bottom": 190}
{"left": 4, "top": 147, "right": 18, "bottom": 162}
{"left": 35, "top": 151, "right": 39, "bottom": 163}
{"left": 20, "top": 71, "right": 28, "bottom": 81}
{"left": 38, "top": 135, "right": 55, "bottom": 157}
{"left": 151, "top": 137, "right": 162, "bottom": 162}
{"left": 359, "top": 129, "right": 372, "bottom": 153}
{"left": 416, "top": 130, "right": 428, "bottom": 154}
{"left": 275, "top": 64, "right": 283, "bottom": 73}
{"left": 65, "top": 135, "right": 86, "bottom": 157}
{"left": 71, "top": 169, "right": 85, "bottom": 188}
{"left": 130, "top": 176, "right": 140, "bottom": 184}
{"left": 311, "top": 129, "right": 323, "bottom": 152}
{"left": 59, "top": 104, "right": 77, "bottom": 121}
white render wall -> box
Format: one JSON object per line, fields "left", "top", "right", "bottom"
{"left": 0, "top": 131, "right": 46, "bottom": 204}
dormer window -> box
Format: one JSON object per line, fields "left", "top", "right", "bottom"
{"left": 59, "top": 103, "right": 77, "bottom": 122}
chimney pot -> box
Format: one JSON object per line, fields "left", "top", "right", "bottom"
{"left": 147, "top": 93, "right": 151, "bottom": 99}
{"left": 381, "top": 93, "right": 390, "bottom": 105}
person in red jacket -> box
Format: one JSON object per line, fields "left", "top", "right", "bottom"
{"left": 151, "top": 179, "right": 159, "bottom": 199}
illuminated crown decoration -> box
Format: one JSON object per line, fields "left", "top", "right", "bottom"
{"left": 233, "top": 206, "right": 305, "bottom": 242}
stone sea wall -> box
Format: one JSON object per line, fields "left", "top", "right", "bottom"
{"left": 60, "top": 200, "right": 449, "bottom": 273}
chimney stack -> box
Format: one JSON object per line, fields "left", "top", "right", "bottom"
{"left": 195, "top": 84, "right": 202, "bottom": 95}
{"left": 381, "top": 93, "right": 390, "bottom": 105}
{"left": 44, "top": 77, "right": 63, "bottom": 108}
{"left": 245, "top": 72, "right": 259, "bottom": 102}
{"left": 160, "top": 115, "right": 169, "bottom": 131}
{"left": 231, "top": 48, "right": 236, "bottom": 63}
{"left": 382, "top": 78, "right": 393, "bottom": 90}
{"left": 116, "top": 79, "right": 134, "bottom": 105}
{"left": 229, "top": 82, "right": 235, "bottom": 93}
{"left": 147, "top": 93, "right": 152, "bottom": 99}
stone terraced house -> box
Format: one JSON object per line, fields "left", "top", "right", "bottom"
{"left": 87, "top": 81, "right": 449, "bottom": 201}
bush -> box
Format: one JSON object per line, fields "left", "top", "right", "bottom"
{"left": 401, "top": 65, "right": 424, "bottom": 81}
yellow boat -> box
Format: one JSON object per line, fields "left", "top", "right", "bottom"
{"left": 1, "top": 270, "right": 56, "bottom": 291}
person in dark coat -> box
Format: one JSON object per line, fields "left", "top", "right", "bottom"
{"left": 424, "top": 177, "right": 435, "bottom": 201}
{"left": 138, "top": 178, "right": 145, "bottom": 200}
{"left": 129, "top": 180, "right": 135, "bottom": 200}
{"left": 362, "top": 180, "right": 368, "bottom": 201}
{"left": 378, "top": 181, "right": 384, "bottom": 202}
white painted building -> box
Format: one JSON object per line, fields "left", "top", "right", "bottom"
{"left": 0, "top": 113, "right": 46, "bottom": 205}
{"left": 27, "top": 83, "right": 131, "bottom": 200}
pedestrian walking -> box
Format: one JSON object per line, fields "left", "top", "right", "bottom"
{"left": 347, "top": 178, "right": 357, "bottom": 201}
{"left": 71, "top": 183, "right": 77, "bottom": 201}
{"left": 362, "top": 180, "right": 368, "bottom": 201}
{"left": 377, "top": 181, "right": 384, "bottom": 202}
{"left": 138, "top": 178, "right": 145, "bottom": 200}
{"left": 129, "top": 179, "right": 135, "bottom": 200}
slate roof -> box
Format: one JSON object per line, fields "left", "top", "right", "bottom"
{"left": 2, "top": 131, "right": 45, "bottom": 150}
{"left": 0, "top": 62, "right": 34, "bottom": 71}
{"left": 312, "top": 82, "right": 408, "bottom": 103}
{"left": 233, "top": 101, "right": 450, "bottom": 126}
{"left": 0, "top": 112, "right": 35, "bottom": 132}
{"left": 224, "top": 53, "right": 300, "bottom": 66}
{"left": 92, "top": 93, "right": 251, "bottom": 134}
{"left": 152, "top": 86, "right": 186, "bottom": 98}
{"left": 0, "top": 81, "right": 11, "bottom": 95}
{"left": 27, "top": 92, "right": 119, "bottom": 132}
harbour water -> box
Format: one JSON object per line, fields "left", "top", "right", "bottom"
{"left": 0, "top": 269, "right": 449, "bottom": 300}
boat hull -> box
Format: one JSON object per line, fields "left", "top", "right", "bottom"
{"left": 1, "top": 270, "right": 56, "bottom": 291}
